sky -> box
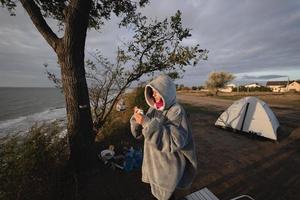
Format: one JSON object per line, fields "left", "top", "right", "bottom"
{"left": 0, "top": 0, "right": 300, "bottom": 87}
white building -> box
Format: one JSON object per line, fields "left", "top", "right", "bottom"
{"left": 266, "top": 81, "right": 288, "bottom": 92}
{"left": 218, "top": 83, "right": 236, "bottom": 93}
{"left": 287, "top": 80, "right": 300, "bottom": 92}
{"left": 226, "top": 83, "right": 236, "bottom": 88}
{"left": 244, "top": 83, "right": 262, "bottom": 88}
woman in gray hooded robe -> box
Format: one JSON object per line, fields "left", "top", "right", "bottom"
{"left": 130, "top": 74, "right": 197, "bottom": 200}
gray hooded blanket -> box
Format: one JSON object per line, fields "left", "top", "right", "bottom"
{"left": 130, "top": 74, "right": 197, "bottom": 200}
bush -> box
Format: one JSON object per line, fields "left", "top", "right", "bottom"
{"left": 176, "top": 84, "right": 185, "bottom": 91}
{"left": 97, "top": 85, "right": 148, "bottom": 139}
{"left": 198, "top": 86, "right": 204, "bottom": 90}
{"left": 287, "top": 89, "right": 298, "bottom": 93}
{"left": 0, "top": 122, "right": 69, "bottom": 200}
{"left": 232, "top": 86, "right": 272, "bottom": 92}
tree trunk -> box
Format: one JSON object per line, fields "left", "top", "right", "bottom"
{"left": 58, "top": 52, "right": 94, "bottom": 170}
{"left": 20, "top": 0, "right": 94, "bottom": 171}
{"left": 57, "top": 0, "right": 94, "bottom": 171}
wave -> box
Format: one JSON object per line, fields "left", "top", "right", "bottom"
{"left": 0, "top": 107, "right": 67, "bottom": 136}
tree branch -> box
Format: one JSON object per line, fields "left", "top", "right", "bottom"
{"left": 20, "top": 0, "right": 60, "bottom": 51}
{"left": 100, "top": 82, "right": 131, "bottom": 127}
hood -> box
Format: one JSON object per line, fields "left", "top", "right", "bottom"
{"left": 144, "top": 74, "right": 176, "bottom": 110}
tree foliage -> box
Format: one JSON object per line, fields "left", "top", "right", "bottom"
{"left": 1, "top": 0, "right": 149, "bottom": 29}
{"left": 1, "top": 0, "right": 208, "bottom": 169}
{"left": 0, "top": 0, "right": 152, "bottom": 170}
{"left": 205, "top": 71, "right": 235, "bottom": 95}
{"left": 232, "top": 86, "right": 272, "bottom": 92}
{"left": 46, "top": 11, "right": 208, "bottom": 131}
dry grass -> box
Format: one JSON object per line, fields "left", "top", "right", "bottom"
{"left": 176, "top": 95, "right": 300, "bottom": 200}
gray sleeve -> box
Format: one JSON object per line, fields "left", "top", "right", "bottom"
{"left": 130, "top": 115, "right": 143, "bottom": 139}
{"left": 130, "top": 107, "right": 152, "bottom": 139}
{"left": 142, "top": 106, "right": 189, "bottom": 153}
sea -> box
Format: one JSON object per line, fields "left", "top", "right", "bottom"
{"left": 0, "top": 87, "right": 66, "bottom": 136}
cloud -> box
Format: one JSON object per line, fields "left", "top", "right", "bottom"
{"left": 0, "top": 0, "right": 299, "bottom": 87}
{"left": 241, "top": 75, "right": 288, "bottom": 80}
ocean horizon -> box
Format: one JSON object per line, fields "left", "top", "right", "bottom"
{"left": 0, "top": 87, "right": 66, "bottom": 136}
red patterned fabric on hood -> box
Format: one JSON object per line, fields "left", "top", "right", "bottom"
{"left": 155, "top": 99, "right": 164, "bottom": 110}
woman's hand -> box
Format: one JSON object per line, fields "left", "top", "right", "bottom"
{"left": 134, "top": 106, "right": 144, "bottom": 125}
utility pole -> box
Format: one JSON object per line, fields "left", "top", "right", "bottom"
{"left": 287, "top": 76, "right": 290, "bottom": 92}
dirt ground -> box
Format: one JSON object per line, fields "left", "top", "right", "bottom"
{"left": 176, "top": 93, "right": 300, "bottom": 200}
{"left": 81, "top": 93, "right": 300, "bottom": 200}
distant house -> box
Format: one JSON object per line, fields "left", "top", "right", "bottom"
{"left": 218, "top": 87, "right": 232, "bottom": 93}
{"left": 266, "top": 81, "right": 288, "bottom": 92}
{"left": 219, "top": 83, "right": 236, "bottom": 93}
{"left": 244, "top": 83, "right": 261, "bottom": 88}
{"left": 287, "top": 80, "right": 300, "bottom": 92}
{"left": 226, "top": 83, "right": 236, "bottom": 88}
